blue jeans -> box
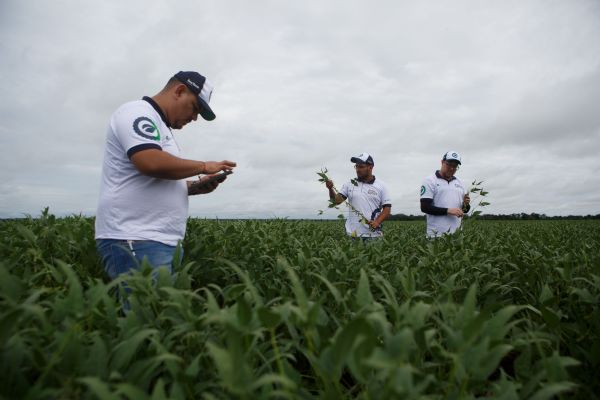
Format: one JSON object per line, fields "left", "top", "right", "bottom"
{"left": 96, "top": 239, "right": 182, "bottom": 281}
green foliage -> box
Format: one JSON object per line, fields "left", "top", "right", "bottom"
{"left": 467, "top": 179, "right": 491, "bottom": 219}
{"left": 1, "top": 213, "right": 600, "bottom": 399}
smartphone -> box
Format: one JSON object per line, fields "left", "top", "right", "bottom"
{"left": 202, "top": 170, "right": 233, "bottom": 184}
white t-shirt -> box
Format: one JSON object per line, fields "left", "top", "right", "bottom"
{"left": 420, "top": 172, "right": 466, "bottom": 238}
{"left": 95, "top": 98, "right": 189, "bottom": 246}
{"left": 339, "top": 177, "right": 391, "bottom": 237}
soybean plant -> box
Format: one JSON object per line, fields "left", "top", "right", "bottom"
{"left": 466, "top": 179, "right": 490, "bottom": 219}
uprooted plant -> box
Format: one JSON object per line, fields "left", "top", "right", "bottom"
{"left": 317, "top": 167, "right": 370, "bottom": 227}
{"left": 466, "top": 179, "right": 490, "bottom": 219}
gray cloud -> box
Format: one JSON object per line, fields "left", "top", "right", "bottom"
{"left": 1, "top": 0, "right": 599, "bottom": 218}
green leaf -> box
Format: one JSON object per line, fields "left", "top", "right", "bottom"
{"left": 250, "top": 373, "right": 297, "bottom": 391}
{"left": 530, "top": 382, "right": 577, "bottom": 400}
{"left": 110, "top": 329, "right": 158, "bottom": 370}
{"left": 150, "top": 379, "right": 167, "bottom": 400}
{"left": 0, "top": 263, "right": 24, "bottom": 301}
{"left": 115, "top": 383, "right": 149, "bottom": 400}
{"left": 456, "top": 283, "right": 478, "bottom": 327}
{"left": 280, "top": 257, "right": 308, "bottom": 312}
{"left": 15, "top": 224, "right": 37, "bottom": 244}
{"left": 257, "top": 307, "right": 281, "bottom": 329}
{"left": 356, "top": 269, "right": 374, "bottom": 308}
{"left": 310, "top": 272, "right": 343, "bottom": 304}
{"left": 78, "top": 377, "right": 119, "bottom": 400}
{"left": 206, "top": 341, "right": 253, "bottom": 395}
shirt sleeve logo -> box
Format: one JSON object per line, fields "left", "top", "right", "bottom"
{"left": 420, "top": 185, "right": 426, "bottom": 195}
{"left": 133, "top": 117, "right": 161, "bottom": 141}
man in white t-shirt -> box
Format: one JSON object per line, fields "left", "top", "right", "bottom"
{"left": 325, "top": 153, "right": 392, "bottom": 239}
{"left": 420, "top": 151, "right": 470, "bottom": 238}
{"left": 95, "top": 70, "right": 236, "bottom": 282}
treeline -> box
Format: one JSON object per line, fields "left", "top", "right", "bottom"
{"left": 388, "top": 213, "right": 600, "bottom": 221}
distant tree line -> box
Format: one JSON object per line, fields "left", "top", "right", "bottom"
{"left": 388, "top": 213, "right": 600, "bottom": 221}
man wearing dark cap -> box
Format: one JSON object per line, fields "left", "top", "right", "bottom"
{"left": 325, "top": 153, "right": 392, "bottom": 239}
{"left": 95, "top": 71, "right": 236, "bottom": 283}
{"left": 420, "top": 151, "right": 470, "bottom": 238}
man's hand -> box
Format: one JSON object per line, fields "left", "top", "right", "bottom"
{"left": 447, "top": 207, "right": 464, "bottom": 217}
{"left": 325, "top": 179, "right": 344, "bottom": 205}
{"left": 188, "top": 174, "right": 228, "bottom": 196}
{"left": 203, "top": 160, "right": 236, "bottom": 174}
{"left": 369, "top": 219, "right": 381, "bottom": 230}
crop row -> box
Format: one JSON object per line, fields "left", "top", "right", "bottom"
{"left": 1, "top": 211, "right": 599, "bottom": 399}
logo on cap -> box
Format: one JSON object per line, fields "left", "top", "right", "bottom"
{"left": 186, "top": 79, "right": 200, "bottom": 90}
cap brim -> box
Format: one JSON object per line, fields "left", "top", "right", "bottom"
{"left": 198, "top": 97, "right": 216, "bottom": 121}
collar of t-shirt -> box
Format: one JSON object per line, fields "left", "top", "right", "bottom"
{"left": 357, "top": 176, "right": 376, "bottom": 184}
{"left": 435, "top": 170, "right": 456, "bottom": 182}
{"left": 142, "top": 96, "right": 171, "bottom": 128}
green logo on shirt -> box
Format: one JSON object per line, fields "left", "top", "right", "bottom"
{"left": 133, "top": 117, "right": 160, "bottom": 140}
{"left": 420, "top": 185, "right": 426, "bottom": 195}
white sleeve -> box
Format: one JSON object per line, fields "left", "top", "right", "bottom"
{"left": 420, "top": 177, "right": 435, "bottom": 199}
{"left": 339, "top": 181, "right": 350, "bottom": 199}
{"left": 111, "top": 104, "right": 163, "bottom": 155}
{"left": 380, "top": 184, "right": 392, "bottom": 206}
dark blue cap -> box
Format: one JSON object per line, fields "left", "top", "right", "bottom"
{"left": 174, "top": 71, "right": 216, "bottom": 121}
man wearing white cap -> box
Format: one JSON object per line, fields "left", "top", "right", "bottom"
{"left": 420, "top": 151, "right": 470, "bottom": 238}
{"left": 325, "top": 153, "right": 392, "bottom": 239}
{"left": 95, "top": 71, "right": 237, "bottom": 283}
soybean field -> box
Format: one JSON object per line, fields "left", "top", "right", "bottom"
{"left": 1, "top": 212, "right": 599, "bottom": 399}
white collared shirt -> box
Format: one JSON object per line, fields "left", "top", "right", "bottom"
{"left": 95, "top": 99, "right": 188, "bottom": 245}
{"left": 339, "top": 177, "right": 391, "bottom": 237}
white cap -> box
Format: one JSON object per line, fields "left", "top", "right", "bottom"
{"left": 350, "top": 152, "right": 374, "bottom": 165}
{"left": 442, "top": 151, "right": 461, "bottom": 164}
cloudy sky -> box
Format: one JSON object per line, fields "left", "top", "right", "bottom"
{"left": 1, "top": 0, "right": 599, "bottom": 218}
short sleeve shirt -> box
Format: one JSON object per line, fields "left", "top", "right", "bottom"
{"left": 420, "top": 172, "right": 466, "bottom": 237}
{"left": 95, "top": 99, "right": 189, "bottom": 246}
{"left": 339, "top": 177, "right": 391, "bottom": 237}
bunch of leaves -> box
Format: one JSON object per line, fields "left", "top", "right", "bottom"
{"left": 467, "top": 179, "right": 491, "bottom": 219}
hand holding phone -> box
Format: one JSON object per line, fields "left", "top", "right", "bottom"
{"left": 201, "top": 170, "right": 233, "bottom": 184}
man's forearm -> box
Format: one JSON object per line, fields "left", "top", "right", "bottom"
{"left": 131, "top": 149, "right": 206, "bottom": 180}
{"left": 328, "top": 187, "right": 336, "bottom": 199}
{"left": 328, "top": 188, "right": 345, "bottom": 205}
{"left": 420, "top": 198, "right": 448, "bottom": 216}
{"left": 375, "top": 205, "right": 391, "bottom": 224}
{"left": 381, "top": 205, "right": 392, "bottom": 220}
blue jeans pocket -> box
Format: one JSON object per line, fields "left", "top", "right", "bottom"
{"left": 96, "top": 239, "right": 182, "bottom": 280}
